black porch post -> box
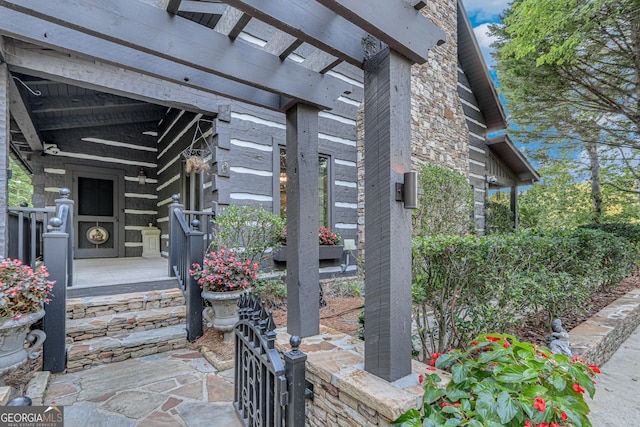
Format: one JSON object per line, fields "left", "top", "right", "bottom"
{"left": 285, "top": 103, "right": 320, "bottom": 338}
{"left": 0, "top": 63, "right": 8, "bottom": 258}
{"left": 363, "top": 46, "right": 413, "bottom": 382}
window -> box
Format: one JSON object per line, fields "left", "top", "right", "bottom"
{"left": 279, "top": 147, "right": 330, "bottom": 227}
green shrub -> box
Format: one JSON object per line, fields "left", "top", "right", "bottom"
{"left": 392, "top": 334, "right": 600, "bottom": 427}
{"left": 412, "top": 228, "right": 637, "bottom": 355}
{"left": 211, "top": 204, "right": 286, "bottom": 266}
{"left": 486, "top": 199, "right": 515, "bottom": 234}
{"left": 413, "top": 164, "right": 474, "bottom": 237}
{"left": 252, "top": 276, "right": 287, "bottom": 301}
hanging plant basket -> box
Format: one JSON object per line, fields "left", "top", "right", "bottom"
{"left": 182, "top": 118, "right": 215, "bottom": 173}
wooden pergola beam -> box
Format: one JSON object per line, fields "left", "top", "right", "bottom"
{"left": 178, "top": 1, "right": 227, "bottom": 15}
{"left": 165, "top": 0, "right": 182, "bottom": 15}
{"left": 263, "top": 31, "right": 303, "bottom": 61}
{"left": 224, "top": 0, "right": 370, "bottom": 67}
{"left": 214, "top": 6, "right": 251, "bottom": 40}
{"left": 1, "top": 0, "right": 349, "bottom": 109}
{"left": 2, "top": 43, "right": 221, "bottom": 114}
{"left": 316, "top": 0, "right": 446, "bottom": 63}
{"left": 8, "top": 75, "right": 43, "bottom": 151}
{"left": 0, "top": 9, "right": 286, "bottom": 111}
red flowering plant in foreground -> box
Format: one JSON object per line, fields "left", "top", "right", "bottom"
{"left": 190, "top": 248, "right": 258, "bottom": 293}
{"left": 393, "top": 333, "right": 599, "bottom": 427}
{"left": 0, "top": 258, "right": 54, "bottom": 322}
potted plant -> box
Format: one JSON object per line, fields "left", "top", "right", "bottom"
{"left": 0, "top": 258, "right": 53, "bottom": 377}
{"left": 273, "top": 226, "right": 344, "bottom": 261}
{"left": 190, "top": 248, "right": 257, "bottom": 342}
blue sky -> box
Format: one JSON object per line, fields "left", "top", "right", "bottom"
{"left": 462, "top": 0, "right": 511, "bottom": 69}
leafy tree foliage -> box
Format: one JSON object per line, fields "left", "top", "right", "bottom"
{"left": 487, "top": 160, "right": 640, "bottom": 230}
{"left": 490, "top": 0, "right": 640, "bottom": 218}
{"left": 8, "top": 158, "right": 32, "bottom": 207}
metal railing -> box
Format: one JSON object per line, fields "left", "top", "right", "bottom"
{"left": 7, "top": 207, "right": 52, "bottom": 267}
{"left": 168, "top": 195, "right": 206, "bottom": 341}
{"left": 234, "top": 294, "right": 310, "bottom": 427}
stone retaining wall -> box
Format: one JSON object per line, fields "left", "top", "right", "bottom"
{"left": 570, "top": 288, "right": 640, "bottom": 366}
{"left": 66, "top": 326, "right": 187, "bottom": 372}
{"left": 275, "top": 326, "right": 446, "bottom": 427}
{"left": 66, "top": 289, "right": 184, "bottom": 320}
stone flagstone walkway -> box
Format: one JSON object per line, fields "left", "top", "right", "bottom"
{"left": 43, "top": 349, "right": 243, "bottom": 427}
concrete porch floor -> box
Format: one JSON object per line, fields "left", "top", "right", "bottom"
{"left": 69, "top": 257, "right": 178, "bottom": 298}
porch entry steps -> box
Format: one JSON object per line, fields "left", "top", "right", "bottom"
{"left": 64, "top": 289, "right": 189, "bottom": 372}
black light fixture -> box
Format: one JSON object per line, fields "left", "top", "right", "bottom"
{"left": 137, "top": 168, "right": 147, "bottom": 184}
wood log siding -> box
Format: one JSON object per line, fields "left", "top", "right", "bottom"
{"left": 31, "top": 121, "right": 160, "bottom": 256}
{"left": 155, "top": 97, "right": 360, "bottom": 268}
{"left": 457, "top": 63, "right": 488, "bottom": 233}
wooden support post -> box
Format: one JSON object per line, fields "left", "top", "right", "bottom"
{"left": 43, "top": 218, "right": 68, "bottom": 373}
{"left": 285, "top": 103, "right": 320, "bottom": 338}
{"left": 0, "top": 63, "right": 8, "bottom": 258}
{"left": 363, "top": 46, "right": 413, "bottom": 382}
{"left": 510, "top": 186, "right": 519, "bottom": 230}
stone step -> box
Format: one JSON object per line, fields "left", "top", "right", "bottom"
{"left": 66, "top": 324, "right": 188, "bottom": 372}
{"left": 66, "top": 288, "right": 185, "bottom": 320}
{"left": 66, "top": 305, "right": 187, "bottom": 343}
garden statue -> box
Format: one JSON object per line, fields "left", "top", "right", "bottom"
{"left": 547, "top": 318, "right": 572, "bottom": 356}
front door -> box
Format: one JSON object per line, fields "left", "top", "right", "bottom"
{"left": 71, "top": 167, "right": 124, "bottom": 258}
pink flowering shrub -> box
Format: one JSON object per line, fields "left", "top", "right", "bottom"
{"left": 190, "top": 248, "right": 258, "bottom": 292}
{"left": 318, "top": 226, "right": 341, "bottom": 245}
{"left": 0, "top": 258, "right": 54, "bottom": 321}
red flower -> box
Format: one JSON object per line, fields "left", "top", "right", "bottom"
{"left": 560, "top": 412, "right": 568, "bottom": 421}
{"left": 536, "top": 423, "right": 548, "bottom": 427}
{"left": 428, "top": 352, "right": 442, "bottom": 367}
{"left": 472, "top": 341, "right": 479, "bottom": 346}
{"left": 588, "top": 364, "right": 601, "bottom": 374}
{"left": 486, "top": 336, "right": 501, "bottom": 342}
{"left": 524, "top": 421, "right": 532, "bottom": 427}
{"left": 426, "top": 366, "right": 436, "bottom": 371}
{"left": 572, "top": 384, "right": 586, "bottom": 393}
{"left": 551, "top": 423, "right": 560, "bottom": 427}
{"left": 503, "top": 340, "right": 510, "bottom": 348}
{"left": 441, "top": 402, "right": 460, "bottom": 408}
{"left": 418, "top": 374, "right": 424, "bottom": 384}
{"left": 533, "top": 397, "right": 546, "bottom": 412}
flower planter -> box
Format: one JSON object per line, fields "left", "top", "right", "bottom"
{"left": 273, "top": 245, "right": 344, "bottom": 262}
{"left": 202, "top": 289, "right": 246, "bottom": 342}
{"left": 0, "top": 310, "right": 46, "bottom": 377}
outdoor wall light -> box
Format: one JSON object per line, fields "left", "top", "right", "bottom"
{"left": 340, "top": 239, "right": 357, "bottom": 273}
{"left": 395, "top": 171, "right": 418, "bottom": 209}
{"left": 487, "top": 175, "right": 498, "bottom": 184}
{"left": 137, "top": 168, "right": 147, "bottom": 184}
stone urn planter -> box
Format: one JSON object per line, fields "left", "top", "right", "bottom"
{"left": 202, "top": 289, "right": 246, "bottom": 343}
{"left": 0, "top": 310, "right": 46, "bottom": 378}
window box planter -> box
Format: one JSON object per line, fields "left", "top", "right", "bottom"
{"left": 273, "top": 245, "right": 344, "bottom": 262}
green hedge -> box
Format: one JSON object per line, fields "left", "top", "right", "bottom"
{"left": 412, "top": 227, "right": 637, "bottom": 358}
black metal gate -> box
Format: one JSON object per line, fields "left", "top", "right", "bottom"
{"left": 234, "top": 295, "right": 310, "bottom": 427}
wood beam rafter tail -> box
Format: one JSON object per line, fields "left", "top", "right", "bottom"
{"left": 316, "top": 0, "right": 446, "bottom": 63}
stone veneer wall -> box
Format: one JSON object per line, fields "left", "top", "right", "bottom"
{"left": 570, "top": 288, "right": 640, "bottom": 366}
{"left": 275, "top": 326, "right": 449, "bottom": 427}
{"left": 356, "top": 0, "right": 469, "bottom": 255}
{"left": 411, "top": 0, "right": 469, "bottom": 175}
